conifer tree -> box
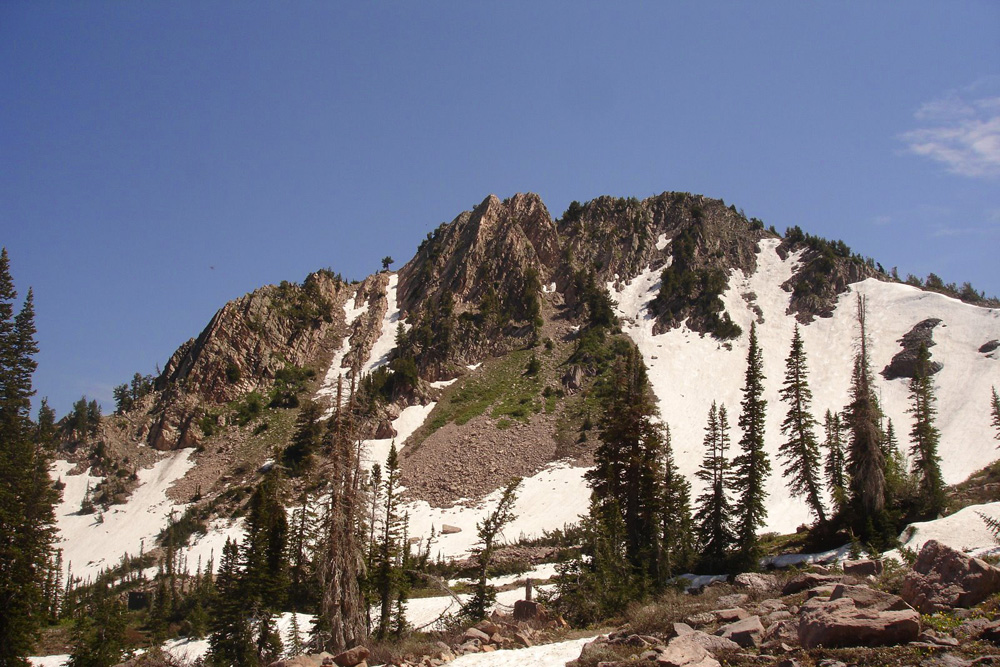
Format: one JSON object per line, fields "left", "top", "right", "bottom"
{"left": 207, "top": 538, "right": 257, "bottom": 667}
{"left": 0, "top": 249, "right": 59, "bottom": 666}
{"left": 695, "top": 402, "right": 735, "bottom": 571}
{"left": 733, "top": 322, "right": 770, "bottom": 563}
{"left": 585, "top": 346, "right": 666, "bottom": 583}
{"left": 660, "top": 423, "right": 696, "bottom": 578}
{"left": 778, "top": 325, "right": 826, "bottom": 523}
{"left": 313, "top": 378, "right": 366, "bottom": 653}
{"left": 824, "top": 410, "right": 847, "bottom": 515}
{"left": 908, "top": 344, "right": 945, "bottom": 517}
{"left": 374, "top": 443, "right": 404, "bottom": 640}
{"left": 67, "top": 580, "right": 128, "bottom": 667}
{"left": 241, "top": 473, "right": 287, "bottom": 662}
{"left": 991, "top": 387, "right": 1000, "bottom": 442}
{"left": 463, "top": 478, "right": 521, "bottom": 621}
{"left": 288, "top": 493, "right": 318, "bottom": 612}
{"left": 846, "top": 295, "right": 888, "bottom": 540}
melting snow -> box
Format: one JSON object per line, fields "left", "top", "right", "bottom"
{"left": 316, "top": 286, "right": 370, "bottom": 415}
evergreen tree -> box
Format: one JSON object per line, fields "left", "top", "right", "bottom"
{"left": 660, "top": 423, "right": 696, "bottom": 578}
{"left": 207, "top": 538, "right": 257, "bottom": 667}
{"left": 241, "top": 473, "right": 287, "bottom": 662}
{"left": 991, "top": 387, "right": 1000, "bottom": 442}
{"left": 778, "top": 325, "right": 826, "bottom": 523}
{"left": 288, "top": 493, "right": 318, "bottom": 612}
{"left": 282, "top": 400, "right": 323, "bottom": 475}
{"left": 733, "top": 322, "right": 770, "bottom": 564}
{"left": 0, "top": 249, "right": 59, "bottom": 666}
{"left": 67, "top": 581, "right": 128, "bottom": 667}
{"left": 463, "top": 478, "right": 521, "bottom": 621}
{"left": 908, "top": 344, "right": 945, "bottom": 517}
{"left": 824, "top": 410, "right": 848, "bottom": 515}
{"left": 846, "top": 295, "right": 888, "bottom": 541}
{"left": 585, "top": 346, "right": 666, "bottom": 585}
{"left": 374, "top": 443, "right": 404, "bottom": 640}
{"left": 694, "top": 402, "right": 735, "bottom": 571}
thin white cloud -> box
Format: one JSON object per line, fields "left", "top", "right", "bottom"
{"left": 901, "top": 87, "right": 1000, "bottom": 178}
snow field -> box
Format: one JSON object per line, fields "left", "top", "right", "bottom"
{"left": 446, "top": 636, "right": 594, "bottom": 667}
{"left": 609, "top": 238, "right": 1000, "bottom": 534}
{"left": 52, "top": 450, "right": 197, "bottom": 581}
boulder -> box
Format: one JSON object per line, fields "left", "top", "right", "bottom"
{"left": 655, "top": 634, "right": 722, "bottom": 667}
{"left": 829, "top": 584, "right": 912, "bottom": 612}
{"left": 715, "top": 593, "right": 750, "bottom": 608}
{"left": 713, "top": 607, "right": 749, "bottom": 623}
{"left": 717, "top": 616, "right": 764, "bottom": 647}
{"left": 475, "top": 620, "right": 501, "bottom": 636}
{"left": 843, "top": 559, "right": 883, "bottom": 578}
{"left": 673, "top": 622, "right": 695, "bottom": 637}
{"left": 733, "top": 572, "right": 778, "bottom": 592}
{"left": 685, "top": 612, "right": 716, "bottom": 627}
{"left": 332, "top": 646, "right": 370, "bottom": 667}
{"left": 782, "top": 573, "right": 839, "bottom": 595}
{"left": 679, "top": 631, "right": 740, "bottom": 653}
{"left": 798, "top": 597, "right": 921, "bottom": 648}
{"left": 463, "top": 627, "right": 490, "bottom": 643}
{"left": 512, "top": 599, "right": 547, "bottom": 622}
{"left": 440, "top": 524, "right": 462, "bottom": 534}
{"left": 902, "top": 539, "right": 1000, "bottom": 613}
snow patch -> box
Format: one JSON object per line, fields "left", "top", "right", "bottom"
{"left": 431, "top": 378, "right": 458, "bottom": 389}
{"left": 655, "top": 233, "right": 670, "bottom": 250}
{"left": 53, "top": 450, "right": 197, "bottom": 581}
{"left": 361, "top": 273, "right": 403, "bottom": 376}
{"left": 316, "top": 286, "right": 370, "bottom": 412}
{"left": 405, "top": 461, "right": 589, "bottom": 561}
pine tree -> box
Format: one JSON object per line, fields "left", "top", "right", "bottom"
{"left": 0, "top": 249, "right": 59, "bottom": 666}
{"left": 778, "top": 325, "right": 826, "bottom": 523}
{"left": 207, "top": 538, "right": 257, "bottom": 667}
{"left": 313, "top": 378, "right": 366, "bottom": 653}
{"left": 585, "top": 346, "right": 666, "bottom": 584}
{"left": 695, "top": 402, "right": 735, "bottom": 571}
{"left": 374, "top": 443, "right": 404, "bottom": 640}
{"left": 241, "top": 473, "right": 287, "bottom": 662}
{"left": 908, "top": 344, "right": 945, "bottom": 517}
{"left": 733, "top": 322, "right": 770, "bottom": 564}
{"left": 288, "top": 493, "right": 318, "bottom": 612}
{"left": 463, "top": 478, "right": 521, "bottom": 621}
{"left": 845, "top": 295, "right": 888, "bottom": 541}
{"left": 991, "top": 387, "right": 1000, "bottom": 442}
{"left": 66, "top": 581, "right": 128, "bottom": 667}
{"left": 660, "top": 423, "right": 696, "bottom": 578}
{"left": 824, "top": 410, "right": 848, "bottom": 515}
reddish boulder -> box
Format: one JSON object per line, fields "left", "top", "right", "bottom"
{"left": 902, "top": 539, "right": 1000, "bottom": 613}
{"left": 798, "top": 598, "right": 920, "bottom": 648}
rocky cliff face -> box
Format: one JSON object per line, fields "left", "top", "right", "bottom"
{"left": 121, "top": 190, "right": 897, "bottom": 454}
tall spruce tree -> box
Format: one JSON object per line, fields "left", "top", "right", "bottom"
{"left": 463, "top": 478, "right": 520, "bottom": 621}
{"left": 660, "top": 423, "right": 696, "bottom": 579}
{"left": 824, "top": 410, "right": 847, "bottom": 515}
{"left": 733, "top": 322, "right": 770, "bottom": 564}
{"left": 694, "top": 402, "right": 735, "bottom": 571}
{"left": 207, "top": 538, "right": 257, "bottom": 667}
{"left": 374, "top": 443, "right": 404, "bottom": 640}
{"left": 778, "top": 325, "right": 826, "bottom": 523}
{"left": 908, "top": 344, "right": 945, "bottom": 517}
{"left": 241, "top": 473, "right": 288, "bottom": 662}
{"left": 0, "top": 249, "right": 59, "bottom": 666}
{"left": 846, "top": 294, "right": 888, "bottom": 540}
{"left": 585, "top": 346, "right": 667, "bottom": 585}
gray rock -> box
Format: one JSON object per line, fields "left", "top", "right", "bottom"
{"left": 713, "top": 607, "right": 749, "bottom": 623}
{"left": 734, "top": 572, "right": 778, "bottom": 592}
{"left": 715, "top": 593, "right": 750, "bottom": 608}
{"left": 782, "top": 573, "right": 839, "bottom": 595}
{"left": 681, "top": 631, "right": 740, "bottom": 653}
{"left": 830, "top": 583, "right": 912, "bottom": 612}
{"left": 656, "top": 634, "right": 722, "bottom": 667}
{"left": 843, "top": 559, "right": 884, "bottom": 578}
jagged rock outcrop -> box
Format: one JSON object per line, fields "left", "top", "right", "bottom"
{"left": 902, "top": 539, "right": 1000, "bottom": 613}
{"left": 882, "top": 318, "right": 944, "bottom": 380}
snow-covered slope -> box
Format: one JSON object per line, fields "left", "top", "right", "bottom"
{"left": 612, "top": 238, "right": 1000, "bottom": 534}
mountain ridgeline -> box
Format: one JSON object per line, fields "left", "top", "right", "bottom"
{"left": 120, "top": 191, "right": 898, "bottom": 454}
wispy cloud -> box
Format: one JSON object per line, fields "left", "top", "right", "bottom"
{"left": 901, "top": 83, "right": 1000, "bottom": 178}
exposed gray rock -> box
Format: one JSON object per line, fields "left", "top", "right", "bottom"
{"left": 782, "top": 573, "right": 840, "bottom": 595}
{"left": 882, "top": 318, "right": 943, "bottom": 380}
{"left": 656, "top": 634, "right": 723, "bottom": 667}
{"left": 829, "top": 583, "right": 912, "bottom": 612}
{"left": 843, "top": 559, "right": 884, "bottom": 577}
{"left": 733, "top": 572, "right": 778, "bottom": 592}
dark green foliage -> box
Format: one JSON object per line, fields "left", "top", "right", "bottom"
{"left": 268, "top": 364, "right": 315, "bottom": 408}
{"left": 695, "top": 402, "right": 735, "bottom": 571}
{"left": 381, "top": 256, "right": 394, "bottom": 271}
{"left": 67, "top": 581, "right": 129, "bottom": 667}
{"left": 908, "top": 344, "right": 945, "bottom": 517}
{"left": 733, "top": 322, "right": 771, "bottom": 563}
{"left": 273, "top": 272, "right": 336, "bottom": 333}
{"left": 845, "top": 295, "right": 889, "bottom": 544}
{"left": 374, "top": 444, "right": 405, "bottom": 640}
{"left": 359, "top": 356, "right": 419, "bottom": 405}
{"left": 778, "top": 326, "right": 826, "bottom": 523}
{"left": 282, "top": 400, "right": 324, "bottom": 475}
{"left": 64, "top": 396, "right": 102, "bottom": 440}
{"left": 112, "top": 373, "right": 155, "bottom": 414}
{"left": 0, "top": 248, "right": 59, "bottom": 665}
{"left": 650, "top": 226, "right": 741, "bottom": 340}
{"left": 560, "top": 200, "right": 585, "bottom": 225}
{"left": 661, "top": 424, "right": 697, "bottom": 576}
{"left": 525, "top": 353, "right": 541, "bottom": 376}
{"left": 225, "top": 361, "right": 242, "bottom": 384}
{"left": 585, "top": 346, "right": 669, "bottom": 587}
{"left": 235, "top": 392, "right": 264, "bottom": 426}
{"left": 570, "top": 269, "right": 618, "bottom": 330}
{"left": 907, "top": 272, "right": 1000, "bottom": 307}
{"left": 207, "top": 539, "right": 257, "bottom": 667}
{"left": 824, "top": 410, "right": 848, "bottom": 515}
{"left": 157, "top": 506, "right": 209, "bottom": 548}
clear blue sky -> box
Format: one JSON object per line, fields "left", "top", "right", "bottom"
{"left": 2, "top": 2, "right": 998, "bottom": 418}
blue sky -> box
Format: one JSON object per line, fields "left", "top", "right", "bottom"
{"left": 2, "top": 1, "right": 998, "bottom": 417}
